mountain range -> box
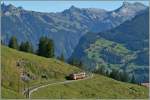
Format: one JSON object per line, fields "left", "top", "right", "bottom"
{"left": 70, "top": 8, "right": 149, "bottom": 83}
{"left": 1, "top": 2, "right": 148, "bottom": 59}
{"left": 1, "top": 2, "right": 149, "bottom": 99}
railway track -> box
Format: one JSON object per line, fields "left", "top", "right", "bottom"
{"left": 24, "top": 73, "right": 93, "bottom": 99}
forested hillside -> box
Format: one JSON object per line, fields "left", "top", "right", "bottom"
{"left": 1, "top": 2, "right": 148, "bottom": 58}
{"left": 70, "top": 9, "right": 149, "bottom": 83}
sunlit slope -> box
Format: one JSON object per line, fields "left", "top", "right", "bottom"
{"left": 1, "top": 46, "right": 148, "bottom": 99}
{"left": 31, "top": 76, "right": 149, "bottom": 99}
{"left": 1, "top": 46, "right": 81, "bottom": 98}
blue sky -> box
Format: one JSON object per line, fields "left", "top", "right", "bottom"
{"left": 2, "top": 1, "right": 149, "bottom": 13}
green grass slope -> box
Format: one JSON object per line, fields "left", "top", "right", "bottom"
{"left": 2, "top": 87, "right": 24, "bottom": 99}
{"left": 1, "top": 46, "right": 149, "bottom": 99}
{"left": 85, "top": 38, "right": 135, "bottom": 69}
{"left": 32, "top": 75, "right": 149, "bottom": 99}
{"left": 1, "top": 46, "right": 81, "bottom": 98}
{"left": 84, "top": 38, "right": 140, "bottom": 72}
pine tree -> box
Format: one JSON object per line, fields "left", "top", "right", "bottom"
{"left": 47, "top": 38, "right": 55, "bottom": 58}
{"left": 24, "top": 41, "right": 31, "bottom": 52}
{"left": 20, "top": 42, "right": 26, "bottom": 51}
{"left": 50, "top": 39, "right": 54, "bottom": 57}
{"left": 60, "top": 53, "right": 65, "bottom": 62}
{"left": 37, "top": 37, "right": 55, "bottom": 58}
{"left": 68, "top": 58, "right": 84, "bottom": 69}
{"left": 68, "top": 59, "right": 73, "bottom": 65}
{"left": 46, "top": 42, "right": 52, "bottom": 58}
{"left": 1, "top": 40, "right": 4, "bottom": 45}
{"left": 8, "top": 36, "right": 19, "bottom": 50}
{"left": 131, "top": 74, "right": 136, "bottom": 84}
{"left": 72, "top": 58, "right": 78, "bottom": 66}
{"left": 116, "top": 71, "right": 122, "bottom": 81}
{"left": 79, "top": 61, "right": 82, "bottom": 67}
{"left": 37, "top": 37, "right": 47, "bottom": 56}
{"left": 105, "top": 70, "right": 110, "bottom": 77}
{"left": 99, "top": 66, "right": 106, "bottom": 75}
{"left": 109, "top": 69, "right": 117, "bottom": 79}
{"left": 120, "top": 71, "right": 129, "bottom": 82}
{"left": 20, "top": 41, "right": 33, "bottom": 53}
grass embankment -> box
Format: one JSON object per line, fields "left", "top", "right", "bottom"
{"left": 2, "top": 87, "right": 24, "bottom": 99}
{"left": 1, "top": 46, "right": 81, "bottom": 98}
{"left": 31, "top": 75, "right": 149, "bottom": 99}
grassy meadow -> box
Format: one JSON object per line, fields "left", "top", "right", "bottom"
{"left": 1, "top": 46, "right": 149, "bottom": 99}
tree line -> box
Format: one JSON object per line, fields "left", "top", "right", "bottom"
{"left": 69, "top": 59, "right": 83, "bottom": 69}
{"left": 7, "top": 36, "right": 137, "bottom": 84}
{"left": 93, "top": 65, "right": 137, "bottom": 84}
{"left": 7, "top": 36, "right": 90, "bottom": 66}
{"left": 8, "top": 36, "right": 55, "bottom": 58}
{"left": 68, "top": 58, "right": 137, "bottom": 84}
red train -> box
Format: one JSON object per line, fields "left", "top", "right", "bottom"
{"left": 69, "top": 72, "right": 86, "bottom": 80}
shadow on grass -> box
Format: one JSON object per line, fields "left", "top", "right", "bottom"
{"left": 65, "top": 76, "right": 73, "bottom": 80}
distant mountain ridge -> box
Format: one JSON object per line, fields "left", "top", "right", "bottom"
{"left": 70, "top": 9, "right": 149, "bottom": 83}
{"left": 1, "top": 2, "right": 148, "bottom": 58}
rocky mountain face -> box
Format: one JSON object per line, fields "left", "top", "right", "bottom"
{"left": 1, "top": 2, "right": 148, "bottom": 58}
{"left": 70, "top": 9, "right": 149, "bottom": 83}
